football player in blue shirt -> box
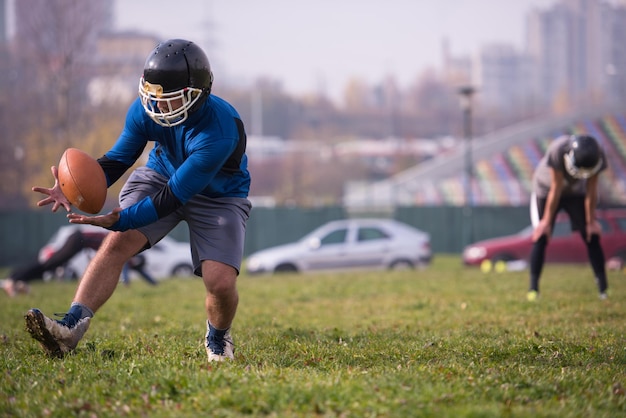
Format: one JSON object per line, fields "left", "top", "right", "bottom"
{"left": 25, "top": 39, "right": 251, "bottom": 362}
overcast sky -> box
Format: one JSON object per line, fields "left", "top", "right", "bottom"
{"left": 114, "top": 0, "right": 555, "bottom": 102}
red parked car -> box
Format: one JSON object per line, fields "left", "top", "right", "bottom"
{"left": 462, "top": 209, "right": 626, "bottom": 267}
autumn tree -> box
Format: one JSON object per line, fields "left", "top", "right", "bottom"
{"left": 0, "top": 0, "right": 112, "bottom": 209}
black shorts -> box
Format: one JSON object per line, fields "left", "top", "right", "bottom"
{"left": 530, "top": 193, "right": 587, "bottom": 232}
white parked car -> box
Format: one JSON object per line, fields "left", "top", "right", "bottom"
{"left": 39, "top": 225, "right": 194, "bottom": 281}
{"left": 245, "top": 218, "right": 432, "bottom": 275}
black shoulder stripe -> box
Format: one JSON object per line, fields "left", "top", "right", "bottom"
{"left": 220, "top": 117, "right": 247, "bottom": 174}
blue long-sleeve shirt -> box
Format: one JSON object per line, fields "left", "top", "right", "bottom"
{"left": 100, "top": 95, "right": 250, "bottom": 231}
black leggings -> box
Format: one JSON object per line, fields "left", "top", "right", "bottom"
{"left": 9, "top": 231, "right": 85, "bottom": 283}
{"left": 529, "top": 232, "right": 607, "bottom": 293}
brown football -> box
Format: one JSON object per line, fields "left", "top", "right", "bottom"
{"left": 58, "top": 148, "right": 107, "bottom": 214}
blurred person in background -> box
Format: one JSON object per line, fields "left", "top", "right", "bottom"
{"left": 121, "top": 254, "right": 157, "bottom": 286}
{"left": 2, "top": 227, "right": 158, "bottom": 297}
{"left": 527, "top": 134, "right": 608, "bottom": 301}
{"left": 2, "top": 228, "right": 104, "bottom": 297}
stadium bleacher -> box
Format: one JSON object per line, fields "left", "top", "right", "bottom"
{"left": 344, "top": 112, "right": 626, "bottom": 208}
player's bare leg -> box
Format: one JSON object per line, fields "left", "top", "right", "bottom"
{"left": 25, "top": 229, "right": 147, "bottom": 356}
{"left": 73, "top": 229, "right": 148, "bottom": 311}
{"left": 203, "top": 260, "right": 238, "bottom": 362}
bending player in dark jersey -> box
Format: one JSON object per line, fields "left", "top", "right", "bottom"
{"left": 25, "top": 39, "right": 251, "bottom": 361}
{"left": 2, "top": 228, "right": 103, "bottom": 297}
{"left": 528, "top": 134, "right": 608, "bottom": 301}
{"left": 2, "top": 227, "right": 157, "bottom": 297}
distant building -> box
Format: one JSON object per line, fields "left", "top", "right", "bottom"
{"left": 441, "top": 37, "right": 472, "bottom": 86}
{"left": 0, "top": 0, "right": 15, "bottom": 43}
{"left": 443, "top": 0, "right": 626, "bottom": 116}
{"left": 602, "top": 2, "right": 626, "bottom": 107}
{"left": 88, "top": 32, "right": 160, "bottom": 106}
{"left": 473, "top": 44, "right": 533, "bottom": 114}
{"left": 0, "top": 0, "right": 7, "bottom": 43}
{"left": 525, "top": 0, "right": 626, "bottom": 110}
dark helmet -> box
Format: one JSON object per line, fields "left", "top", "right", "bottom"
{"left": 563, "top": 135, "right": 603, "bottom": 179}
{"left": 138, "top": 39, "right": 213, "bottom": 127}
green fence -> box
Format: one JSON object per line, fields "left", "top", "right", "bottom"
{"left": 0, "top": 206, "right": 535, "bottom": 269}
{"left": 394, "top": 205, "right": 531, "bottom": 255}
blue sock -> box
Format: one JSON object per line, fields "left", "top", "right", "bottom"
{"left": 207, "top": 321, "right": 229, "bottom": 339}
{"left": 63, "top": 303, "right": 94, "bottom": 328}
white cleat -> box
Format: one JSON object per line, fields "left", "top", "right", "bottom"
{"left": 205, "top": 330, "right": 234, "bottom": 362}
{"left": 24, "top": 309, "right": 90, "bottom": 358}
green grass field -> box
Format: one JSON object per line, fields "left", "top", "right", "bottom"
{"left": 1, "top": 256, "right": 624, "bottom": 417}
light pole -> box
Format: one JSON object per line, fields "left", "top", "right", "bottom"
{"left": 458, "top": 86, "right": 475, "bottom": 248}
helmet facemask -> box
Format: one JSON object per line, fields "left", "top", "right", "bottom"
{"left": 139, "top": 77, "right": 205, "bottom": 127}
{"left": 563, "top": 149, "right": 603, "bottom": 179}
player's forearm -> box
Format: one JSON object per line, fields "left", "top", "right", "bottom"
{"left": 585, "top": 176, "right": 599, "bottom": 222}
{"left": 543, "top": 187, "right": 562, "bottom": 222}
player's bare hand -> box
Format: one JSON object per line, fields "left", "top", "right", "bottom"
{"left": 67, "top": 207, "right": 122, "bottom": 229}
{"left": 586, "top": 219, "right": 602, "bottom": 241}
{"left": 31, "top": 166, "right": 72, "bottom": 212}
{"left": 532, "top": 219, "right": 551, "bottom": 242}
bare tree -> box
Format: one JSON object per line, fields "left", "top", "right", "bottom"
{"left": 0, "top": 0, "right": 111, "bottom": 209}
{"left": 14, "top": 0, "right": 110, "bottom": 142}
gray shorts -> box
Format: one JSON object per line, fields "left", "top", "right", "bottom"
{"left": 119, "top": 166, "right": 251, "bottom": 276}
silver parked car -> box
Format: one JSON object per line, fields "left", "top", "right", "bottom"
{"left": 245, "top": 218, "right": 432, "bottom": 275}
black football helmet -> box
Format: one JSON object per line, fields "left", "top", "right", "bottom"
{"left": 139, "top": 39, "right": 213, "bottom": 127}
{"left": 563, "top": 135, "right": 603, "bottom": 179}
